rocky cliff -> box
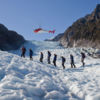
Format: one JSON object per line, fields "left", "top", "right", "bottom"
{"left": 0, "top": 24, "right": 26, "bottom": 50}
{"left": 59, "top": 4, "right": 100, "bottom": 48}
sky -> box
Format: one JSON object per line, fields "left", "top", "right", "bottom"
{"left": 0, "top": 0, "right": 99, "bottom": 41}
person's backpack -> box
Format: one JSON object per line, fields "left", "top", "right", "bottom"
{"left": 41, "top": 53, "right": 43, "bottom": 58}
{"left": 62, "top": 57, "right": 66, "bottom": 62}
{"left": 82, "top": 53, "right": 85, "bottom": 58}
{"left": 54, "top": 55, "right": 57, "bottom": 61}
{"left": 22, "top": 47, "right": 26, "bottom": 52}
{"left": 31, "top": 50, "right": 33, "bottom": 55}
{"left": 48, "top": 52, "right": 51, "bottom": 57}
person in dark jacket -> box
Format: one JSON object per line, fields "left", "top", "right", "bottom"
{"left": 47, "top": 51, "right": 51, "bottom": 64}
{"left": 70, "top": 54, "right": 76, "bottom": 68}
{"left": 29, "top": 48, "right": 33, "bottom": 60}
{"left": 61, "top": 56, "right": 66, "bottom": 69}
{"left": 40, "top": 52, "right": 43, "bottom": 62}
{"left": 53, "top": 54, "right": 57, "bottom": 67}
{"left": 81, "top": 52, "right": 86, "bottom": 66}
{"left": 21, "top": 46, "right": 26, "bottom": 58}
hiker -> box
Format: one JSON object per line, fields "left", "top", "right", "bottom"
{"left": 29, "top": 48, "right": 33, "bottom": 60}
{"left": 53, "top": 54, "right": 57, "bottom": 67}
{"left": 70, "top": 54, "right": 76, "bottom": 68}
{"left": 61, "top": 56, "right": 66, "bottom": 69}
{"left": 47, "top": 51, "right": 51, "bottom": 64}
{"left": 40, "top": 52, "right": 43, "bottom": 62}
{"left": 21, "top": 46, "right": 26, "bottom": 58}
{"left": 81, "top": 52, "right": 86, "bottom": 66}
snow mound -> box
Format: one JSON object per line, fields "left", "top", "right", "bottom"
{"left": 0, "top": 41, "right": 100, "bottom": 100}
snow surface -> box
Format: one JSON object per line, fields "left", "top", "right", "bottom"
{"left": 0, "top": 40, "right": 100, "bottom": 100}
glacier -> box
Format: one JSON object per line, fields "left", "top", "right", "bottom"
{"left": 0, "top": 41, "right": 100, "bottom": 100}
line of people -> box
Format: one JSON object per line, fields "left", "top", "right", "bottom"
{"left": 21, "top": 46, "right": 86, "bottom": 69}
{"left": 39, "top": 51, "right": 66, "bottom": 69}
{"left": 40, "top": 51, "right": 86, "bottom": 69}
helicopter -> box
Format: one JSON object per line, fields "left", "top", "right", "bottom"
{"left": 34, "top": 28, "right": 55, "bottom": 34}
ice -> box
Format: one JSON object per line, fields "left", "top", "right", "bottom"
{"left": 0, "top": 41, "right": 99, "bottom": 100}
{"left": 44, "top": 90, "right": 63, "bottom": 99}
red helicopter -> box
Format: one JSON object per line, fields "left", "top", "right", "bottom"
{"left": 34, "top": 28, "right": 55, "bottom": 34}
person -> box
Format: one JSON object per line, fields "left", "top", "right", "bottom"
{"left": 40, "top": 52, "right": 43, "bottom": 62}
{"left": 21, "top": 46, "right": 26, "bottom": 58}
{"left": 61, "top": 56, "right": 66, "bottom": 69}
{"left": 53, "top": 54, "right": 57, "bottom": 67}
{"left": 29, "top": 48, "right": 33, "bottom": 60}
{"left": 81, "top": 52, "right": 86, "bottom": 66}
{"left": 47, "top": 51, "right": 51, "bottom": 64}
{"left": 70, "top": 54, "right": 76, "bottom": 68}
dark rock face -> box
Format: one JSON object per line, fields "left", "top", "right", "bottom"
{"left": 0, "top": 24, "right": 26, "bottom": 50}
{"left": 59, "top": 4, "right": 100, "bottom": 48}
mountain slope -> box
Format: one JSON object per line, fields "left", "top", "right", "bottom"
{"left": 55, "top": 4, "right": 100, "bottom": 48}
{"left": 0, "top": 24, "right": 25, "bottom": 50}
{"left": 0, "top": 41, "right": 100, "bottom": 100}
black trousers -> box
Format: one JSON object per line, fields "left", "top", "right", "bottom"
{"left": 53, "top": 61, "right": 56, "bottom": 67}
{"left": 62, "top": 62, "right": 65, "bottom": 69}
{"left": 21, "top": 52, "right": 25, "bottom": 57}
{"left": 48, "top": 57, "right": 50, "bottom": 64}
{"left": 30, "top": 55, "right": 33, "bottom": 60}
{"left": 40, "top": 58, "right": 43, "bottom": 62}
{"left": 71, "top": 63, "right": 76, "bottom": 68}
{"left": 81, "top": 58, "right": 85, "bottom": 66}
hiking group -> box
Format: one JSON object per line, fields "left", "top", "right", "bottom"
{"left": 21, "top": 46, "right": 86, "bottom": 69}
{"left": 21, "top": 46, "right": 33, "bottom": 60}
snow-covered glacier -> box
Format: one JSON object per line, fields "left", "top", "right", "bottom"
{"left": 0, "top": 41, "right": 100, "bottom": 100}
